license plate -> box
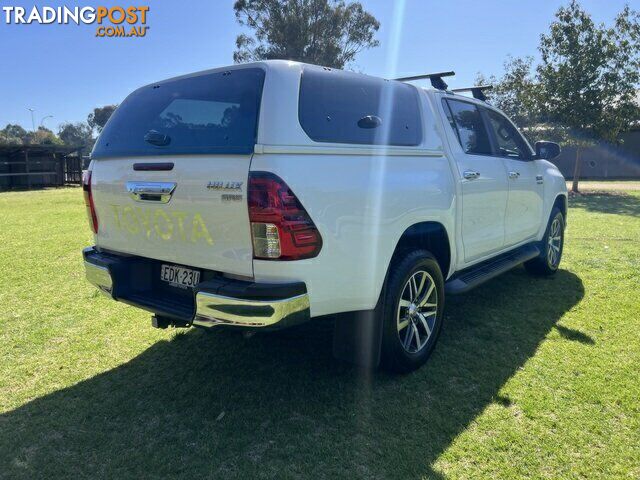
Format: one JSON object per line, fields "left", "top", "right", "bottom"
{"left": 160, "top": 264, "right": 200, "bottom": 289}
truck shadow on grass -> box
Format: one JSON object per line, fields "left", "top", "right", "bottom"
{"left": 1, "top": 268, "right": 584, "bottom": 479}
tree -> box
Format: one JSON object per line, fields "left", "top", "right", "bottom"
{"left": 88, "top": 105, "right": 117, "bottom": 133}
{"left": 538, "top": 1, "right": 640, "bottom": 192}
{"left": 23, "top": 126, "right": 63, "bottom": 145}
{"left": 58, "top": 122, "right": 95, "bottom": 154}
{"left": 479, "top": 2, "right": 640, "bottom": 193}
{"left": 232, "top": 0, "right": 380, "bottom": 69}
{"left": 477, "top": 56, "right": 543, "bottom": 141}
{"left": 0, "top": 124, "right": 28, "bottom": 145}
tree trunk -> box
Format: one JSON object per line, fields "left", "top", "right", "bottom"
{"left": 571, "top": 147, "right": 582, "bottom": 193}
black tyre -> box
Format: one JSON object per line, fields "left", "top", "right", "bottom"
{"left": 524, "top": 207, "right": 565, "bottom": 276}
{"left": 379, "top": 250, "right": 445, "bottom": 373}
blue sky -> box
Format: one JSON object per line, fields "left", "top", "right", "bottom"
{"left": 0, "top": 0, "right": 631, "bottom": 131}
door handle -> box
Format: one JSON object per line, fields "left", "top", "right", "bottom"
{"left": 463, "top": 170, "right": 480, "bottom": 180}
{"left": 126, "top": 181, "right": 176, "bottom": 203}
{"left": 508, "top": 171, "right": 520, "bottom": 179}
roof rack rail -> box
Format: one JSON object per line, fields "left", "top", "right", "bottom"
{"left": 451, "top": 85, "right": 493, "bottom": 101}
{"left": 394, "top": 71, "right": 455, "bottom": 91}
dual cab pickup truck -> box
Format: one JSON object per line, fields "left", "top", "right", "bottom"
{"left": 83, "top": 60, "right": 567, "bottom": 372}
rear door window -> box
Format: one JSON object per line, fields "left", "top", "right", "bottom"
{"left": 443, "top": 99, "right": 492, "bottom": 155}
{"left": 92, "top": 68, "right": 265, "bottom": 158}
{"left": 299, "top": 68, "right": 422, "bottom": 146}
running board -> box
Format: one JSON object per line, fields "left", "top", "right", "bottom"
{"left": 445, "top": 244, "right": 541, "bottom": 295}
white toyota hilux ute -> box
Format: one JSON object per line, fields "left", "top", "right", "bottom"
{"left": 83, "top": 60, "right": 567, "bottom": 372}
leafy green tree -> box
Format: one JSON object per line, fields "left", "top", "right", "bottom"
{"left": 477, "top": 56, "right": 543, "bottom": 142}
{"left": 88, "top": 105, "right": 117, "bottom": 133}
{"left": 233, "top": 0, "right": 380, "bottom": 69}
{"left": 23, "top": 126, "right": 63, "bottom": 145}
{"left": 0, "top": 124, "right": 28, "bottom": 145}
{"left": 480, "top": 2, "right": 640, "bottom": 193}
{"left": 538, "top": 1, "right": 640, "bottom": 192}
{"left": 58, "top": 122, "right": 95, "bottom": 154}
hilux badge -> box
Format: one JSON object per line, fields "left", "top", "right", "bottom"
{"left": 206, "top": 181, "right": 243, "bottom": 191}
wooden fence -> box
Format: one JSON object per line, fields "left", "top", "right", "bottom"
{"left": 0, "top": 146, "right": 84, "bottom": 190}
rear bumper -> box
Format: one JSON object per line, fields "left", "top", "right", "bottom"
{"left": 193, "top": 291, "right": 309, "bottom": 328}
{"left": 83, "top": 247, "right": 310, "bottom": 329}
{"left": 85, "top": 261, "right": 113, "bottom": 297}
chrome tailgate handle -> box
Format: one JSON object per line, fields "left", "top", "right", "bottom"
{"left": 126, "top": 181, "right": 176, "bottom": 203}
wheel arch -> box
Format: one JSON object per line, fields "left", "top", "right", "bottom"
{"left": 390, "top": 222, "right": 452, "bottom": 278}
{"left": 553, "top": 193, "right": 568, "bottom": 223}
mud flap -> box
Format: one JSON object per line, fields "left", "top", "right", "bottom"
{"left": 332, "top": 310, "right": 383, "bottom": 369}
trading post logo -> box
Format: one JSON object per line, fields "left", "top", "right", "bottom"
{"left": 1, "top": 5, "right": 150, "bottom": 38}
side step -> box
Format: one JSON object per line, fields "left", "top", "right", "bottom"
{"left": 445, "top": 243, "right": 541, "bottom": 295}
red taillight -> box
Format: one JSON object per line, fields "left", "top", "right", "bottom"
{"left": 82, "top": 170, "right": 98, "bottom": 234}
{"left": 248, "top": 172, "right": 322, "bottom": 260}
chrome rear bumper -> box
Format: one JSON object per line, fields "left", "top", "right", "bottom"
{"left": 83, "top": 247, "right": 310, "bottom": 329}
{"left": 85, "top": 261, "right": 113, "bottom": 297}
{"left": 193, "top": 291, "right": 310, "bottom": 328}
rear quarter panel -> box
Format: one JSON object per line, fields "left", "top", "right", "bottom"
{"left": 250, "top": 151, "right": 456, "bottom": 317}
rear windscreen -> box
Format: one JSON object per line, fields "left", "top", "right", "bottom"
{"left": 91, "top": 68, "right": 265, "bottom": 158}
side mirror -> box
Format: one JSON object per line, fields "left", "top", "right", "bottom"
{"left": 535, "top": 141, "right": 560, "bottom": 160}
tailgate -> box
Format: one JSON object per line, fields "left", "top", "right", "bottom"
{"left": 91, "top": 156, "right": 253, "bottom": 276}
{"left": 88, "top": 66, "right": 265, "bottom": 277}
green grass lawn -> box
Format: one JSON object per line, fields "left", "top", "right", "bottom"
{"left": 1, "top": 185, "right": 639, "bottom": 479}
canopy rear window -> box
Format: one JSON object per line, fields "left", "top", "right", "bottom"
{"left": 92, "top": 68, "right": 265, "bottom": 158}
{"left": 298, "top": 68, "right": 422, "bottom": 146}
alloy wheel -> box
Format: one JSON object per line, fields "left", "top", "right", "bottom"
{"left": 396, "top": 270, "right": 438, "bottom": 354}
{"left": 547, "top": 217, "right": 562, "bottom": 267}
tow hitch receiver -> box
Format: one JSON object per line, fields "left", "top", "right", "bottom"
{"left": 151, "top": 315, "right": 191, "bottom": 329}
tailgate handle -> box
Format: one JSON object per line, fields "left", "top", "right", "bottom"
{"left": 126, "top": 182, "right": 176, "bottom": 203}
